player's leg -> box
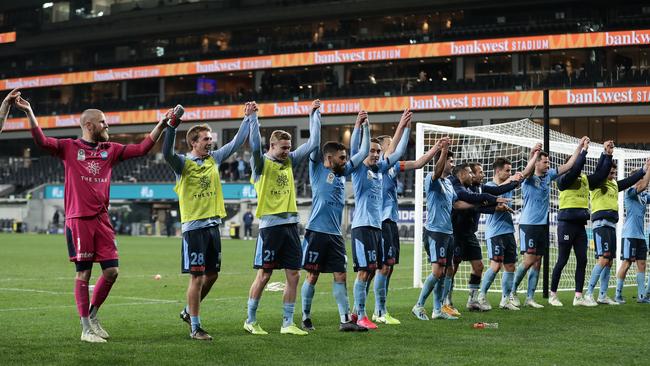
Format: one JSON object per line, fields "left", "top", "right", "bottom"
{"left": 478, "top": 237, "right": 503, "bottom": 311}
{"left": 635, "top": 240, "right": 648, "bottom": 302}
{"left": 432, "top": 234, "right": 456, "bottom": 320}
{"left": 587, "top": 227, "right": 610, "bottom": 300}
{"left": 550, "top": 222, "right": 572, "bottom": 306}
{"left": 523, "top": 257, "right": 543, "bottom": 308}
{"left": 66, "top": 217, "right": 106, "bottom": 343}
{"left": 441, "top": 244, "right": 461, "bottom": 316}
{"left": 375, "top": 221, "right": 399, "bottom": 323}
{"left": 333, "top": 271, "right": 367, "bottom": 332}
{"left": 412, "top": 230, "right": 440, "bottom": 320}
{"left": 301, "top": 271, "right": 319, "bottom": 330}
{"left": 596, "top": 228, "right": 617, "bottom": 304}
{"left": 279, "top": 224, "right": 307, "bottom": 335}
{"left": 462, "top": 233, "right": 484, "bottom": 310}
{"left": 351, "top": 227, "right": 378, "bottom": 328}
{"left": 500, "top": 235, "right": 519, "bottom": 310}
{"left": 245, "top": 268, "right": 273, "bottom": 334}
{"left": 245, "top": 226, "right": 278, "bottom": 334}
{"left": 615, "top": 238, "right": 634, "bottom": 304}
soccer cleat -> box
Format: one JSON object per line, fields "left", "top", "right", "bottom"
{"left": 432, "top": 310, "right": 458, "bottom": 320}
{"left": 357, "top": 316, "right": 378, "bottom": 329}
{"left": 339, "top": 322, "right": 369, "bottom": 332}
{"left": 509, "top": 293, "right": 521, "bottom": 308}
{"left": 190, "top": 327, "right": 213, "bottom": 341}
{"left": 244, "top": 321, "right": 268, "bottom": 335}
{"left": 280, "top": 323, "right": 309, "bottom": 336}
{"left": 597, "top": 295, "right": 619, "bottom": 305}
{"left": 382, "top": 313, "right": 401, "bottom": 325}
{"left": 89, "top": 317, "right": 110, "bottom": 339}
{"left": 350, "top": 313, "right": 358, "bottom": 324}
{"left": 301, "top": 318, "right": 315, "bottom": 331}
{"left": 477, "top": 294, "right": 492, "bottom": 311}
{"left": 499, "top": 297, "right": 520, "bottom": 311}
{"left": 614, "top": 296, "right": 626, "bottom": 304}
{"left": 582, "top": 294, "right": 598, "bottom": 307}
{"left": 81, "top": 329, "right": 107, "bottom": 343}
{"left": 636, "top": 297, "right": 650, "bottom": 304}
{"left": 180, "top": 309, "right": 191, "bottom": 326}
{"left": 549, "top": 295, "right": 563, "bottom": 307}
{"left": 572, "top": 296, "right": 589, "bottom": 307}
{"left": 524, "top": 298, "right": 544, "bottom": 309}
{"left": 411, "top": 305, "right": 429, "bottom": 321}
{"left": 466, "top": 295, "right": 481, "bottom": 311}
{"left": 442, "top": 304, "right": 461, "bottom": 317}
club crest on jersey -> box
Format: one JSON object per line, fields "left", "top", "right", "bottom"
{"left": 77, "top": 149, "right": 86, "bottom": 161}
{"left": 327, "top": 172, "right": 335, "bottom": 184}
{"left": 100, "top": 151, "right": 108, "bottom": 160}
{"left": 86, "top": 161, "right": 101, "bottom": 176}
{"left": 367, "top": 170, "right": 377, "bottom": 180}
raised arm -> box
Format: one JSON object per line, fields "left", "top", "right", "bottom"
{"left": 587, "top": 141, "right": 614, "bottom": 189}
{"left": 482, "top": 179, "right": 520, "bottom": 195}
{"left": 347, "top": 120, "right": 370, "bottom": 172}
{"left": 15, "top": 96, "right": 60, "bottom": 154}
{"left": 0, "top": 88, "right": 20, "bottom": 134}
{"left": 350, "top": 110, "right": 366, "bottom": 155}
{"left": 162, "top": 126, "right": 185, "bottom": 176}
{"left": 432, "top": 140, "right": 449, "bottom": 181}
{"left": 556, "top": 150, "right": 587, "bottom": 191}
{"left": 632, "top": 159, "right": 650, "bottom": 194}
{"left": 212, "top": 103, "right": 253, "bottom": 164}
{"left": 522, "top": 144, "right": 541, "bottom": 178}
{"left": 618, "top": 166, "right": 647, "bottom": 192}
{"left": 290, "top": 99, "right": 321, "bottom": 167}
{"left": 557, "top": 136, "right": 589, "bottom": 175}
{"left": 452, "top": 177, "right": 501, "bottom": 205}
{"left": 383, "top": 126, "right": 410, "bottom": 166}
{"left": 249, "top": 109, "right": 264, "bottom": 179}
{"left": 401, "top": 145, "right": 439, "bottom": 171}
{"left": 384, "top": 109, "right": 412, "bottom": 156}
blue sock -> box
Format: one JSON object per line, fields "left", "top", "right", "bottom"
{"left": 512, "top": 264, "right": 526, "bottom": 294}
{"left": 481, "top": 267, "right": 497, "bottom": 295}
{"left": 417, "top": 274, "right": 437, "bottom": 307}
{"left": 442, "top": 276, "right": 453, "bottom": 304}
{"left": 433, "top": 278, "right": 443, "bottom": 313}
{"left": 373, "top": 273, "right": 387, "bottom": 316}
{"left": 301, "top": 281, "right": 315, "bottom": 320}
{"left": 190, "top": 315, "right": 200, "bottom": 333}
{"left": 527, "top": 269, "right": 539, "bottom": 299}
{"left": 353, "top": 279, "right": 367, "bottom": 317}
{"left": 282, "top": 302, "right": 295, "bottom": 328}
{"left": 637, "top": 272, "right": 646, "bottom": 299}
{"left": 502, "top": 271, "right": 514, "bottom": 298}
{"left": 246, "top": 298, "right": 259, "bottom": 324}
{"left": 616, "top": 278, "right": 624, "bottom": 299}
{"left": 599, "top": 266, "right": 611, "bottom": 298}
{"left": 332, "top": 281, "right": 350, "bottom": 323}
{"left": 587, "top": 264, "right": 604, "bottom": 295}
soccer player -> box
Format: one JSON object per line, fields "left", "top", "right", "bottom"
{"left": 300, "top": 111, "right": 370, "bottom": 332}
{"left": 16, "top": 96, "right": 166, "bottom": 343}
{"left": 411, "top": 142, "right": 480, "bottom": 321}
{"left": 349, "top": 110, "right": 410, "bottom": 329}
{"left": 586, "top": 149, "right": 646, "bottom": 305}
{"left": 615, "top": 159, "right": 650, "bottom": 304}
{"left": 456, "top": 162, "right": 521, "bottom": 311}
{"left": 244, "top": 99, "right": 321, "bottom": 336}
{"left": 550, "top": 140, "right": 613, "bottom": 307}
{"left": 510, "top": 139, "right": 586, "bottom": 308}
{"left": 447, "top": 163, "right": 512, "bottom": 314}
{"left": 163, "top": 102, "right": 253, "bottom": 340}
{"left": 477, "top": 150, "right": 537, "bottom": 311}
{"left": 0, "top": 88, "right": 19, "bottom": 133}
{"left": 243, "top": 208, "right": 254, "bottom": 240}
{"left": 374, "top": 109, "right": 437, "bottom": 325}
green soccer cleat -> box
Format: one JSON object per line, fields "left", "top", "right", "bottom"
{"left": 244, "top": 321, "right": 268, "bottom": 335}
{"left": 280, "top": 323, "right": 308, "bottom": 336}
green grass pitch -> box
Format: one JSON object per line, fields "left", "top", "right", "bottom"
{"left": 0, "top": 233, "right": 647, "bottom": 365}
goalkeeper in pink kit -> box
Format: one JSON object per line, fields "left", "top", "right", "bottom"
{"left": 15, "top": 93, "right": 173, "bottom": 343}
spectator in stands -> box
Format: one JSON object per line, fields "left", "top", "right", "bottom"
{"left": 243, "top": 208, "right": 254, "bottom": 240}
{"left": 0, "top": 88, "right": 20, "bottom": 134}
{"left": 52, "top": 210, "right": 60, "bottom": 227}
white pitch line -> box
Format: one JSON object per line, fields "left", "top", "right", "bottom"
{"left": 0, "top": 300, "right": 178, "bottom": 313}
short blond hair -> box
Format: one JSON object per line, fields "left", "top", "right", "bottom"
{"left": 186, "top": 124, "right": 212, "bottom": 149}
{"left": 270, "top": 130, "right": 292, "bottom": 143}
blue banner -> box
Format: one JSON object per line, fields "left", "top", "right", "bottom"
{"left": 44, "top": 183, "right": 256, "bottom": 200}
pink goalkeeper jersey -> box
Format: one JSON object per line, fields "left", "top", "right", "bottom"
{"left": 31, "top": 127, "right": 155, "bottom": 219}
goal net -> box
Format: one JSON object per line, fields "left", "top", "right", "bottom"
{"left": 414, "top": 119, "right": 650, "bottom": 293}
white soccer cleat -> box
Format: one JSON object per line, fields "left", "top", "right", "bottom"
{"left": 81, "top": 329, "right": 107, "bottom": 343}
{"left": 477, "top": 294, "right": 492, "bottom": 311}
{"left": 466, "top": 297, "right": 481, "bottom": 312}
{"left": 549, "top": 294, "right": 563, "bottom": 307}
{"left": 509, "top": 293, "right": 521, "bottom": 307}
{"left": 582, "top": 294, "right": 598, "bottom": 307}
{"left": 432, "top": 310, "right": 458, "bottom": 320}
{"left": 524, "top": 298, "right": 544, "bottom": 309}
{"left": 597, "top": 295, "right": 619, "bottom": 305}
{"left": 411, "top": 305, "right": 429, "bottom": 321}
{"left": 499, "top": 296, "right": 520, "bottom": 311}
{"left": 89, "top": 317, "right": 110, "bottom": 339}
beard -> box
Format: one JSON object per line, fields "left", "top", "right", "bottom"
{"left": 332, "top": 164, "right": 346, "bottom": 176}
{"left": 96, "top": 129, "right": 109, "bottom": 142}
